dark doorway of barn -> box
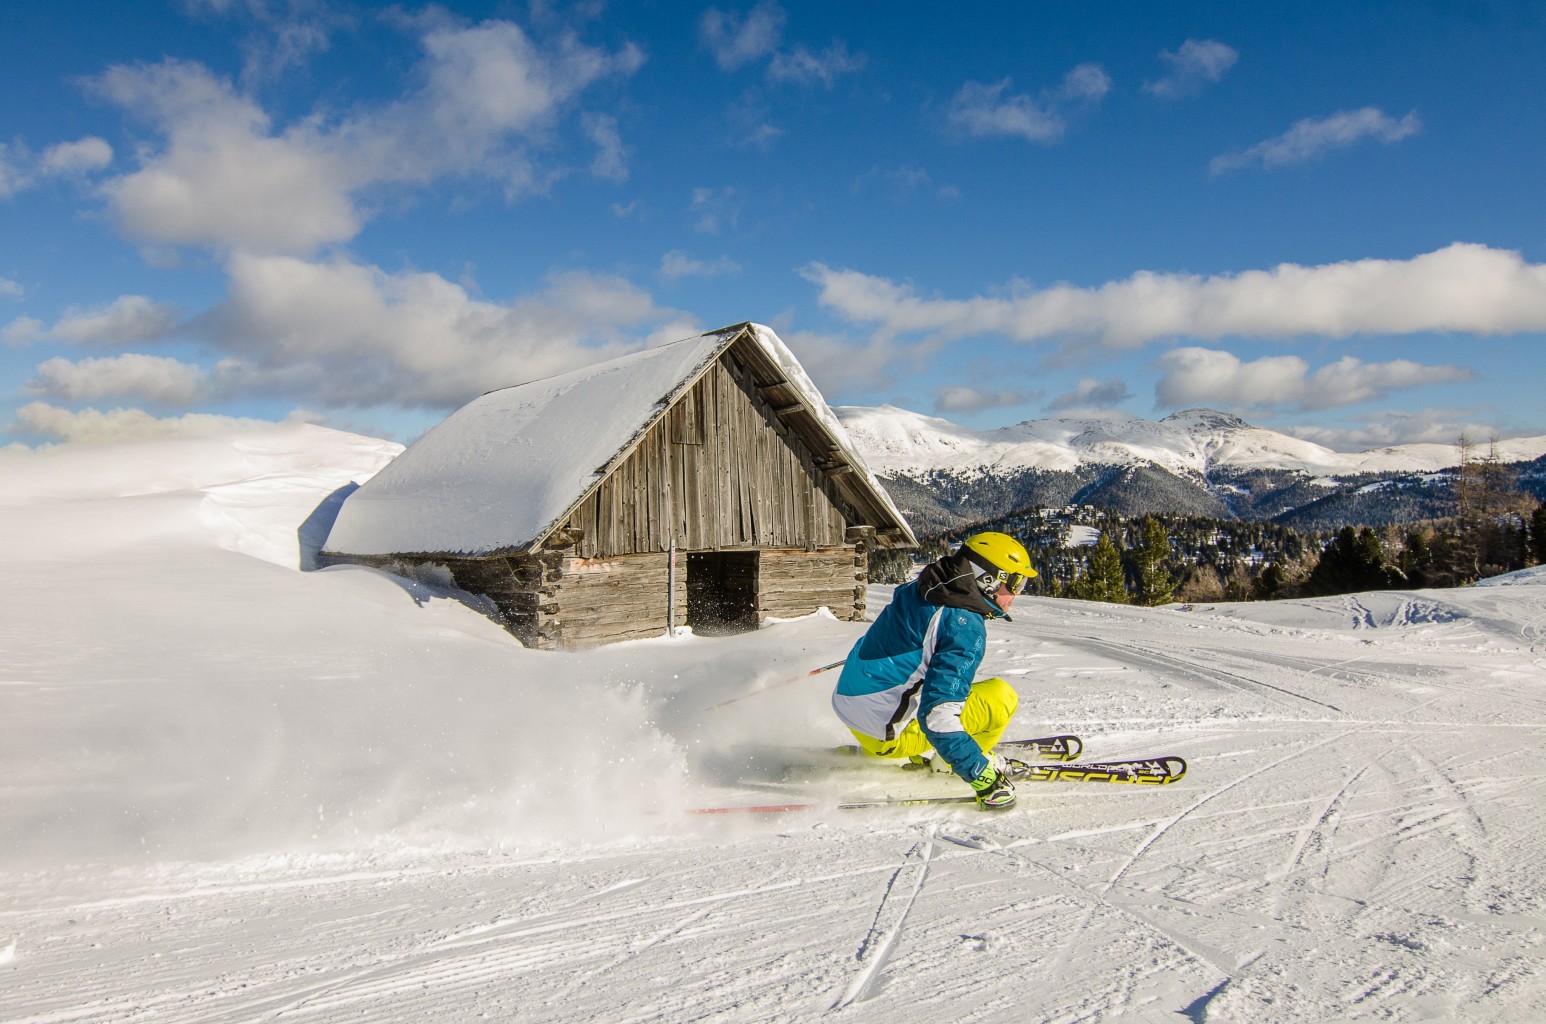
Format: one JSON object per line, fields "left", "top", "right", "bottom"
{"left": 686, "top": 551, "right": 760, "bottom": 636}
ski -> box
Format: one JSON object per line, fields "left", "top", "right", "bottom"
{"left": 999, "top": 733, "right": 1083, "bottom": 762}
{"left": 1006, "top": 755, "right": 1187, "bottom": 785}
{"left": 691, "top": 793, "right": 979, "bottom": 813}
{"left": 690, "top": 755, "right": 1187, "bottom": 814}
{"left": 832, "top": 733, "right": 1084, "bottom": 763}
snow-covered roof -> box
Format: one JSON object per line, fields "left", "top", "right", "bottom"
{"left": 323, "top": 323, "right": 914, "bottom": 557}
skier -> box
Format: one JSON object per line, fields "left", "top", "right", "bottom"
{"left": 832, "top": 531, "right": 1035, "bottom": 810}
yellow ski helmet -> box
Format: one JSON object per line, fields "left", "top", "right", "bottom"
{"left": 961, "top": 531, "right": 1036, "bottom": 596}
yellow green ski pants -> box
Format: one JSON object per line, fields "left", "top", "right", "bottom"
{"left": 847, "top": 676, "right": 1018, "bottom": 763}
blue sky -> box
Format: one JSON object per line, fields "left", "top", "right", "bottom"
{"left": 3, "top": 0, "right": 1545, "bottom": 450}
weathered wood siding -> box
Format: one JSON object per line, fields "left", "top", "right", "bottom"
{"left": 759, "top": 547, "right": 866, "bottom": 622}
{"left": 546, "top": 552, "right": 685, "bottom": 648}
{"left": 427, "top": 544, "right": 866, "bottom": 649}
{"left": 565, "top": 353, "right": 849, "bottom": 558}
{"left": 409, "top": 551, "right": 685, "bottom": 649}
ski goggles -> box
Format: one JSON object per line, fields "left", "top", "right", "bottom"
{"left": 986, "top": 568, "right": 1033, "bottom": 595}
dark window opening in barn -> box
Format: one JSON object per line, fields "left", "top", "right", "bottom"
{"left": 686, "top": 551, "right": 760, "bottom": 636}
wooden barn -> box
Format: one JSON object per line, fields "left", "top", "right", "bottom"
{"left": 320, "top": 322, "right": 916, "bottom": 649}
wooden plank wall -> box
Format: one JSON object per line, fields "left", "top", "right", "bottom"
{"left": 453, "top": 551, "right": 688, "bottom": 650}
{"left": 548, "top": 552, "right": 685, "bottom": 648}
{"left": 327, "top": 542, "right": 865, "bottom": 650}
{"left": 565, "top": 355, "right": 848, "bottom": 559}
{"left": 760, "top": 547, "right": 865, "bottom": 622}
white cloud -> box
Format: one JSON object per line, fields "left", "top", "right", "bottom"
{"left": 407, "top": 19, "right": 643, "bottom": 158}
{"left": 11, "top": 401, "right": 283, "bottom": 445}
{"left": 948, "top": 64, "right": 1110, "bottom": 143}
{"left": 689, "top": 186, "right": 743, "bottom": 234}
{"left": 768, "top": 42, "right": 865, "bottom": 88}
{"left": 93, "top": 18, "right": 643, "bottom": 254}
{"left": 0, "top": 136, "right": 114, "bottom": 196}
{"left": 1144, "top": 39, "right": 1238, "bottom": 99}
{"left": 0, "top": 144, "right": 27, "bottom": 197}
{"left": 699, "top": 2, "right": 786, "bottom": 71}
{"left": 584, "top": 113, "right": 629, "bottom": 182}
{"left": 1211, "top": 107, "right": 1421, "bottom": 174}
{"left": 1155, "top": 347, "right": 1471, "bottom": 412}
{"left": 1286, "top": 408, "right": 1507, "bottom": 448}
{"left": 659, "top": 250, "right": 741, "bottom": 281}
{"left": 934, "top": 385, "right": 1039, "bottom": 415}
{"left": 851, "top": 164, "right": 931, "bottom": 196}
{"left": 27, "top": 354, "right": 210, "bottom": 404}
{"left": 1060, "top": 63, "right": 1113, "bottom": 102}
{"left": 725, "top": 91, "right": 785, "bottom": 150}
{"left": 0, "top": 278, "right": 23, "bottom": 300}
{"left": 1048, "top": 378, "right": 1131, "bottom": 411}
{"left": 805, "top": 243, "right": 1546, "bottom": 348}
{"left": 948, "top": 79, "right": 1061, "bottom": 142}
{"left": 199, "top": 252, "right": 696, "bottom": 409}
{"left": 851, "top": 164, "right": 962, "bottom": 203}
{"left": 95, "top": 59, "right": 361, "bottom": 253}
{"left": 700, "top": 3, "right": 862, "bottom": 89}
{"left": 736, "top": 120, "right": 785, "bottom": 150}
{"left": 39, "top": 137, "right": 114, "bottom": 176}
{"left": 775, "top": 327, "right": 903, "bottom": 396}
{"left": 181, "top": 0, "right": 347, "bottom": 84}
{"left": 50, "top": 296, "right": 183, "bottom": 346}
{"left": 3, "top": 316, "right": 45, "bottom": 346}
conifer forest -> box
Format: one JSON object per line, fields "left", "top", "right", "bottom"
{"left": 873, "top": 441, "right": 1546, "bottom": 604}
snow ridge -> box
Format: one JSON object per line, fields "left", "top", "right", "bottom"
{"left": 835, "top": 404, "right": 1546, "bottom": 479}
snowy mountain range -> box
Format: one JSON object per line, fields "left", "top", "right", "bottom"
{"left": 835, "top": 405, "right": 1546, "bottom": 479}
{"left": 833, "top": 406, "right": 1546, "bottom": 534}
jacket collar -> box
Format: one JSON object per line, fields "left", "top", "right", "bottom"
{"left": 914, "top": 550, "right": 1012, "bottom": 621}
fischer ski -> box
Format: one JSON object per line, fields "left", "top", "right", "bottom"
{"left": 1005, "top": 755, "right": 1187, "bottom": 785}
{"left": 691, "top": 793, "right": 979, "bottom": 814}
{"left": 690, "top": 754, "right": 1187, "bottom": 814}
{"left": 832, "top": 733, "right": 1084, "bottom": 763}
{"left": 999, "top": 733, "right": 1083, "bottom": 762}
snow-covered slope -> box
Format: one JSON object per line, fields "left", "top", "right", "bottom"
{"left": 837, "top": 403, "right": 1546, "bottom": 478}
{"left": 5, "top": 425, "right": 1546, "bottom": 1023}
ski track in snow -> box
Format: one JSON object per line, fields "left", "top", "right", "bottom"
{"left": 9, "top": 611, "right": 1546, "bottom": 1024}
{"left": 6, "top": 429, "right": 1546, "bottom": 1023}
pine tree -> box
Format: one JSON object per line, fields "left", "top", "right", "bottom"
{"left": 1072, "top": 532, "right": 1129, "bottom": 603}
{"left": 1133, "top": 517, "right": 1177, "bottom": 605}
{"left": 1450, "top": 434, "right": 1484, "bottom": 582}
{"left": 1177, "top": 564, "right": 1225, "bottom": 602}
{"left": 1305, "top": 526, "right": 1405, "bottom": 596}
{"left": 1533, "top": 502, "right": 1546, "bottom": 566}
{"left": 1254, "top": 561, "right": 1287, "bottom": 598}
{"left": 1398, "top": 529, "right": 1434, "bottom": 587}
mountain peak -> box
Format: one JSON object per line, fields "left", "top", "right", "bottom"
{"left": 1160, "top": 408, "right": 1251, "bottom": 431}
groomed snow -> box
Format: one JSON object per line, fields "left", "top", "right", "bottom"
{"left": 3, "top": 424, "right": 1545, "bottom": 1023}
